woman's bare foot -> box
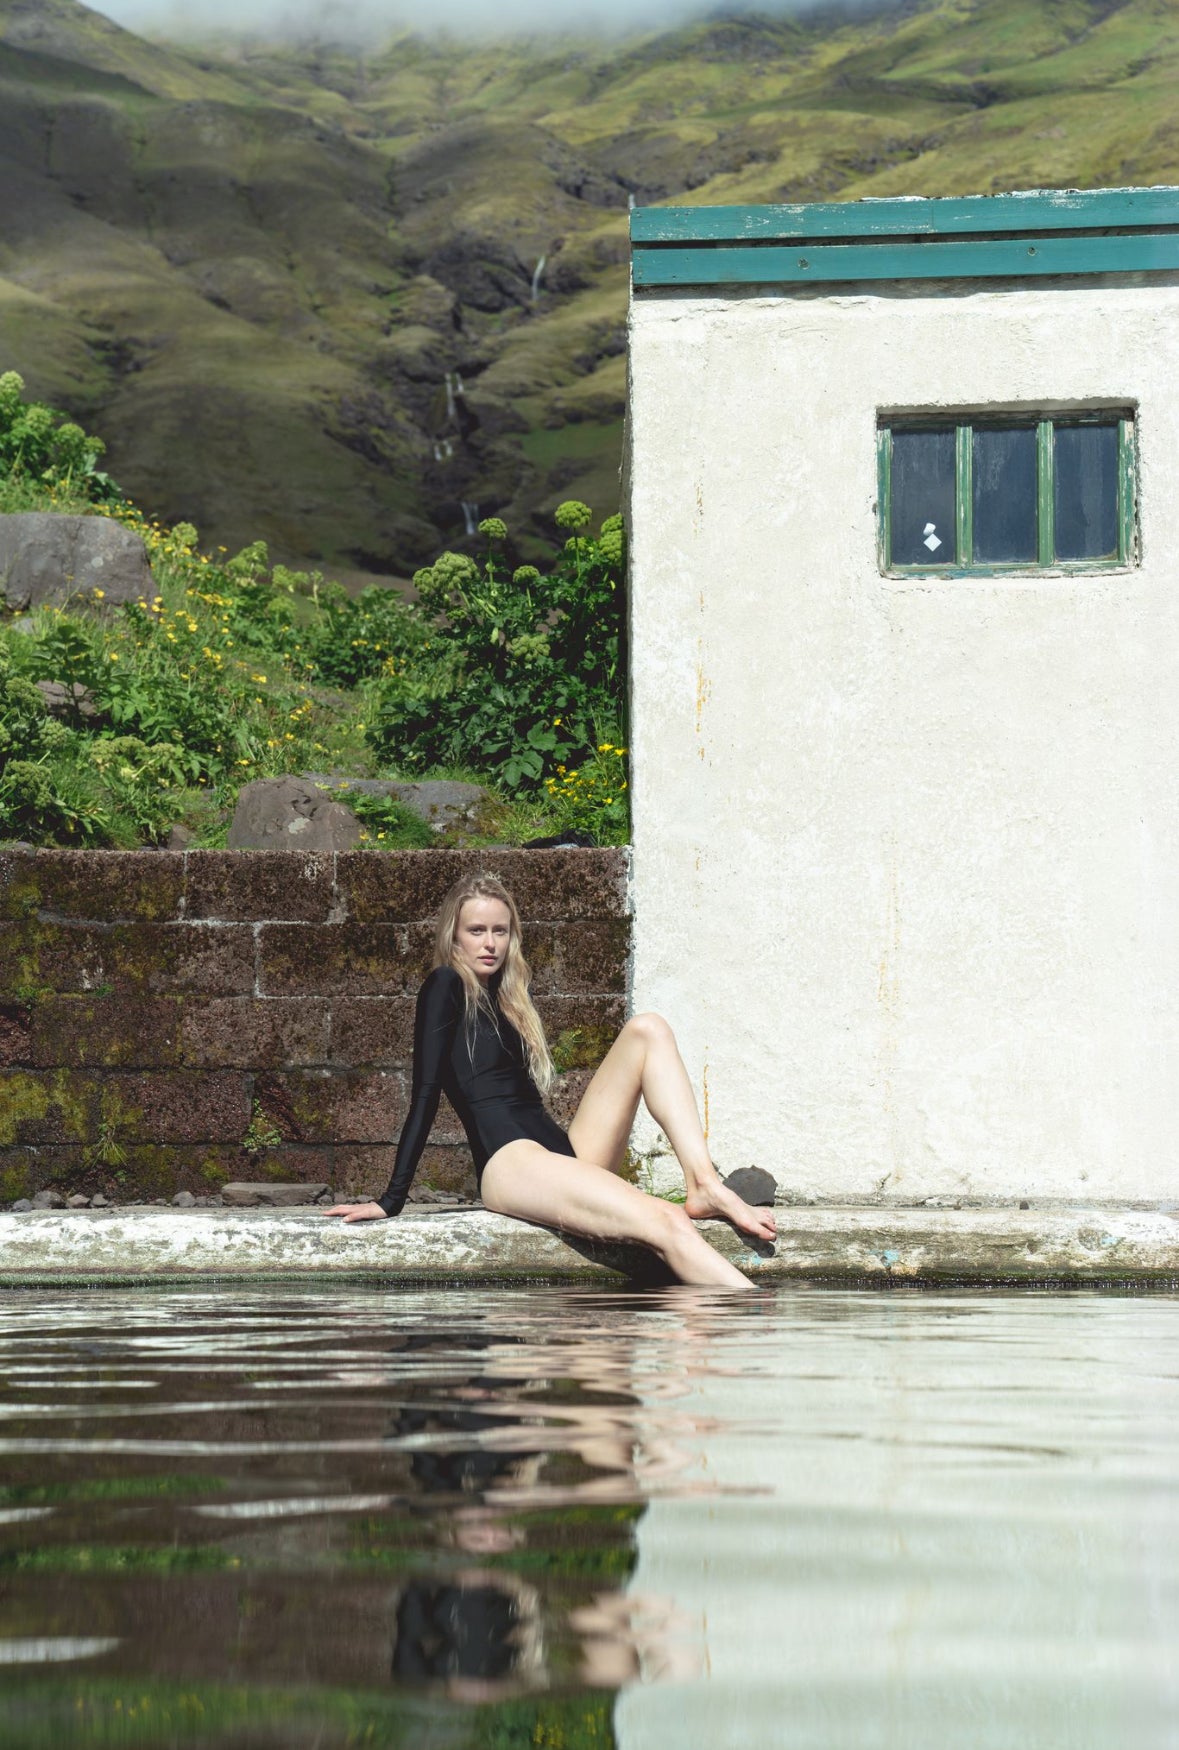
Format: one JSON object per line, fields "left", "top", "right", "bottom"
{"left": 684, "top": 1181, "right": 777, "bottom": 1243}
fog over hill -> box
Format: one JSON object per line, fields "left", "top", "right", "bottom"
{"left": 94, "top": 0, "right": 798, "bottom": 42}
{"left": 2, "top": 0, "right": 1177, "bottom": 578}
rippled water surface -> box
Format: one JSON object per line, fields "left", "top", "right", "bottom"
{"left": 1, "top": 1287, "right": 1177, "bottom": 1749}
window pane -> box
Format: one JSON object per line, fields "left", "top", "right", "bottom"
{"left": 890, "top": 429, "right": 956, "bottom": 566}
{"left": 972, "top": 427, "right": 1037, "bottom": 563}
{"left": 1055, "top": 424, "right": 1119, "bottom": 560}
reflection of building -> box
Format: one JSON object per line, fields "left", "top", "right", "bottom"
{"left": 627, "top": 188, "right": 1179, "bottom": 1203}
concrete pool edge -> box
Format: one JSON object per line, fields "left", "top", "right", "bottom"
{"left": 2, "top": 1204, "right": 1178, "bottom": 1287}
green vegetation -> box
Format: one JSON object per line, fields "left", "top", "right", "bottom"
{"left": 4, "top": 0, "right": 1179, "bottom": 575}
{"left": 368, "top": 507, "right": 625, "bottom": 797}
{"left": 0, "top": 380, "right": 627, "bottom": 847}
{"left": 0, "top": 1675, "right": 615, "bottom": 1750}
{"left": 239, "top": 1099, "right": 283, "bottom": 1157}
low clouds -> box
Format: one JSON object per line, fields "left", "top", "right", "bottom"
{"left": 92, "top": 0, "right": 730, "bottom": 42}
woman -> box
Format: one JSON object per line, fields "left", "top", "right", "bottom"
{"left": 324, "top": 872, "right": 775, "bottom": 1288}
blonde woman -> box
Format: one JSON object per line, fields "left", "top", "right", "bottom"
{"left": 325, "top": 872, "right": 775, "bottom": 1288}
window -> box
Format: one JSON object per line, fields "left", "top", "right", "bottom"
{"left": 878, "top": 413, "right": 1135, "bottom": 574}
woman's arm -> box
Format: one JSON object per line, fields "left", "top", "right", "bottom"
{"left": 324, "top": 966, "right": 462, "bottom": 1222}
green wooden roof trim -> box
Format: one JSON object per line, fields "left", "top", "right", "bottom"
{"left": 633, "top": 232, "right": 1179, "bottom": 288}
{"left": 630, "top": 186, "right": 1179, "bottom": 288}
{"left": 630, "top": 186, "right": 1179, "bottom": 245}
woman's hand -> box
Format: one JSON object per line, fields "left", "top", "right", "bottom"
{"left": 322, "top": 1201, "right": 389, "bottom": 1223}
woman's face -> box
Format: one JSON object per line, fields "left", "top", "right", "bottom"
{"left": 455, "top": 896, "right": 512, "bottom": 985}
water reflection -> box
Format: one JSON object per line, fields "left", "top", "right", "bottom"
{"left": 0, "top": 1288, "right": 1177, "bottom": 1748}
{"left": 0, "top": 1287, "right": 716, "bottom": 1748}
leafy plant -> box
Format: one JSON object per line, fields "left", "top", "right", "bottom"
{"left": 325, "top": 785, "right": 435, "bottom": 848}
{"left": 0, "top": 372, "right": 119, "bottom": 502}
{"left": 365, "top": 506, "right": 627, "bottom": 807}
{"left": 241, "top": 1100, "right": 282, "bottom": 1157}
{"left": 84, "top": 1121, "right": 128, "bottom": 1170}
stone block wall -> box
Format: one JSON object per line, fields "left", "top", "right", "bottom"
{"left": 0, "top": 848, "right": 630, "bottom": 1206}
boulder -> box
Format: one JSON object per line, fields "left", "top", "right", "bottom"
{"left": 227, "top": 777, "right": 362, "bottom": 851}
{"left": 163, "top": 824, "right": 194, "bottom": 852}
{"left": 172, "top": 1190, "right": 196, "bottom": 1207}
{"left": 35, "top": 679, "right": 98, "bottom": 719}
{"left": 0, "top": 513, "right": 155, "bottom": 612}
{"left": 32, "top": 1189, "right": 65, "bottom": 1208}
{"left": 221, "top": 1182, "right": 332, "bottom": 1207}
{"left": 304, "top": 773, "right": 490, "bottom": 834}
{"left": 722, "top": 1167, "right": 778, "bottom": 1207}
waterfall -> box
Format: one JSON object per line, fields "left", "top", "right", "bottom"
{"left": 627, "top": 192, "right": 636, "bottom": 211}
{"left": 453, "top": 370, "right": 465, "bottom": 397}
{"left": 444, "top": 373, "right": 457, "bottom": 422}
{"left": 461, "top": 500, "right": 479, "bottom": 536}
{"left": 530, "top": 254, "right": 547, "bottom": 302}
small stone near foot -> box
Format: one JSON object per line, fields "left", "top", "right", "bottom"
{"left": 10, "top": 1199, "right": 32, "bottom": 1212}
{"left": 173, "top": 1191, "right": 196, "bottom": 1208}
{"left": 66, "top": 1194, "right": 90, "bottom": 1209}
{"left": 722, "top": 1167, "right": 777, "bottom": 1207}
{"left": 33, "top": 1190, "right": 66, "bottom": 1209}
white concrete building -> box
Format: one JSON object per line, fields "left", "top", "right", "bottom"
{"left": 627, "top": 187, "right": 1179, "bottom": 1204}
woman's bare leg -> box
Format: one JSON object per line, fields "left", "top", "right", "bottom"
{"left": 481, "top": 1141, "right": 754, "bottom": 1290}
{"left": 567, "top": 1014, "right": 776, "bottom": 1244}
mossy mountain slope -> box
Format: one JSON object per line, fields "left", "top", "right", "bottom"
{"left": 1, "top": 0, "right": 1177, "bottom": 575}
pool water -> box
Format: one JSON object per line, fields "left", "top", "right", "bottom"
{"left": 0, "top": 1287, "right": 1176, "bottom": 1749}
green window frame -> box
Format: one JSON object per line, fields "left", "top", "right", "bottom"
{"left": 877, "top": 412, "right": 1137, "bottom": 576}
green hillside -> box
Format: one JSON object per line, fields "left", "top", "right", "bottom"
{"left": 2, "top": 0, "right": 1177, "bottom": 575}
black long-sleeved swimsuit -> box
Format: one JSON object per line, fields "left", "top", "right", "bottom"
{"left": 377, "top": 964, "right": 576, "bottom": 1215}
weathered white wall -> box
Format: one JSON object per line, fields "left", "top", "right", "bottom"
{"left": 628, "top": 276, "right": 1179, "bottom": 1202}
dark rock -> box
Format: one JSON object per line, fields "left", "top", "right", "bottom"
{"left": 305, "top": 774, "right": 490, "bottom": 834}
{"left": 32, "top": 1189, "right": 66, "bottom": 1208}
{"left": 10, "top": 1198, "right": 32, "bottom": 1211}
{"left": 164, "top": 825, "right": 193, "bottom": 852}
{"left": 723, "top": 1167, "right": 778, "bottom": 1206}
{"left": 1019, "top": 1199, "right": 1030, "bottom": 1210}
{"left": 221, "top": 1181, "right": 331, "bottom": 1207}
{"left": 0, "top": 513, "right": 155, "bottom": 611}
{"left": 228, "top": 778, "right": 363, "bottom": 851}
{"left": 35, "top": 680, "right": 98, "bottom": 719}
{"left": 172, "top": 1190, "right": 196, "bottom": 1207}
{"left": 66, "top": 1193, "right": 90, "bottom": 1208}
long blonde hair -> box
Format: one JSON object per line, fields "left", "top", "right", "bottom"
{"left": 433, "top": 872, "right": 554, "bottom": 1094}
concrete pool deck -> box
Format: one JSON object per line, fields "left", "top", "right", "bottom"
{"left": 2, "top": 1202, "right": 1179, "bottom": 1287}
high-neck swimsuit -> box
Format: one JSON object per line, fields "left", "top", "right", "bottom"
{"left": 378, "top": 964, "right": 576, "bottom": 1215}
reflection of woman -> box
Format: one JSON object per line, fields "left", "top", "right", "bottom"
{"left": 326, "top": 872, "right": 775, "bottom": 1288}
{"left": 391, "top": 1570, "right": 541, "bottom": 1696}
